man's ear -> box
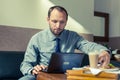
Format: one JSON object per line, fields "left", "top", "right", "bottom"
{"left": 47, "top": 17, "right": 50, "bottom": 22}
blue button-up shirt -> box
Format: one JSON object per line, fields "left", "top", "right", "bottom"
{"left": 20, "top": 28, "right": 108, "bottom": 75}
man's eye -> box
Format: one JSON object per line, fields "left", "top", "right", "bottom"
{"left": 52, "top": 20, "right": 57, "bottom": 23}
{"left": 60, "top": 21, "right": 65, "bottom": 24}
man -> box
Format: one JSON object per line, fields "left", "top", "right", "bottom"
{"left": 19, "top": 6, "right": 110, "bottom": 80}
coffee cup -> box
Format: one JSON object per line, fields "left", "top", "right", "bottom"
{"left": 89, "top": 51, "right": 99, "bottom": 68}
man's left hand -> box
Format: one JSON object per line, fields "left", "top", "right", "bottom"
{"left": 98, "top": 50, "right": 110, "bottom": 67}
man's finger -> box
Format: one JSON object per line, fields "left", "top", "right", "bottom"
{"left": 32, "top": 69, "right": 38, "bottom": 75}
{"left": 40, "top": 64, "right": 47, "bottom": 70}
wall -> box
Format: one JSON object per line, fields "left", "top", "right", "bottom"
{"left": 0, "top": 0, "right": 42, "bottom": 29}
{"left": 94, "top": 0, "right": 120, "bottom": 37}
{"left": 94, "top": 0, "right": 120, "bottom": 49}
{"left": 0, "top": 0, "right": 105, "bottom": 35}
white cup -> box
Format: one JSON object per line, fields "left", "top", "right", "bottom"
{"left": 89, "top": 51, "right": 99, "bottom": 68}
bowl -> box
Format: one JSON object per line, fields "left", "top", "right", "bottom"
{"left": 114, "top": 54, "right": 120, "bottom": 62}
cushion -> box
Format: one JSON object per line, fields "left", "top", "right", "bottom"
{"left": 0, "top": 51, "right": 24, "bottom": 79}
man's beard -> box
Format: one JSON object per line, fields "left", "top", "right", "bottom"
{"left": 50, "top": 28, "right": 64, "bottom": 36}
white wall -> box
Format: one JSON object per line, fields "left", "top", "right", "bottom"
{"left": 94, "top": 0, "right": 120, "bottom": 37}
{"left": 0, "top": 0, "right": 105, "bottom": 36}
{"left": 0, "top": 0, "right": 42, "bottom": 28}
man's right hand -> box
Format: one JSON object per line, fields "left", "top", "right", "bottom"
{"left": 31, "top": 64, "right": 47, "bottom": 75}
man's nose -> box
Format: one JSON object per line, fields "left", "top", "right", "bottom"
{"left": 56, "top": 22, "right": 61, "bottom": 28}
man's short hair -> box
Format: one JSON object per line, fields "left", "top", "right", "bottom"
{"left": 48, "top": 6, "right": 68, "bottom": 20}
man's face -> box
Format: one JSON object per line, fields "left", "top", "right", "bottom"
{"left": 47, "top": 9, "right": 67, "bottom": 36}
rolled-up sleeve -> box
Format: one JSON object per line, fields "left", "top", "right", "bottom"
{"left": 20, "top": 35, "right": 40, "bottom": 75}
{"left": 76, "top": 35, "right": 109, "bottom": 54}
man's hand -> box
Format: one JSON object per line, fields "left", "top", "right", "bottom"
{"left": 31, "top": 64, "right": 47, "bottom": 75}
{"left": 98, "top": 50, "right": 110, "bottom": 67}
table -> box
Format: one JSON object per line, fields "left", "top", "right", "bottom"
{"left": 37, "top": 71, "right": 120, "bottom": 80}
{"left": 37, "top": 72, "right": 67, "bottom": 80}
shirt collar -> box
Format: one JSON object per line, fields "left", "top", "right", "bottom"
{"left": 47, "top": 28, "right": 56, "bottom": 41}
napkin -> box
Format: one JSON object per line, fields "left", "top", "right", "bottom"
{"left": 90, "top": 67, "right": 120, "bottom": 74}
{"left": 89, "top": 68, "right": 102, "bottom": 75}
{"left": 72, "top": 67, "right": 120, "bottom": 75}
{"left": 72, "top": 67, "right": 103, "bottom": 75}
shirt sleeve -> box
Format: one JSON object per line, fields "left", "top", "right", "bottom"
{"left": 20, "top": 35, "right": 40, "bottom": 75}
{"left": 76, "top": 34, "right": 109, "bottom": 54}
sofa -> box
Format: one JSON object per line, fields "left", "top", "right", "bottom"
{"left": 0, "top": 25, "right": 106, "bottom": 79}
{"left": 0, "top": 51, "right": 24, "bottom": 80}
{"left": 0, "top": 52, "right": 120, "bottom": 80}
{"left": 0, "top": 25, "right": 41, "bottom": 80}
{"left": 0, "top": 25, "right": 120, "bottom": 79}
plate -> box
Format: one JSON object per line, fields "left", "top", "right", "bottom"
{"left": 100, "top": 67, "right": 119, "bottom": 72}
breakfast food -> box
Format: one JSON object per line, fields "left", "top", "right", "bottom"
{"left": 100, "top": 63, "right": 116, "bottom": 69}
{"left": 84, "top": 63, "right": 116, "bottom": 70}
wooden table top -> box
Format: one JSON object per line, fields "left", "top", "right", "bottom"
{"left": 37, "top": 72, "right": 67, "bottom": 80}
